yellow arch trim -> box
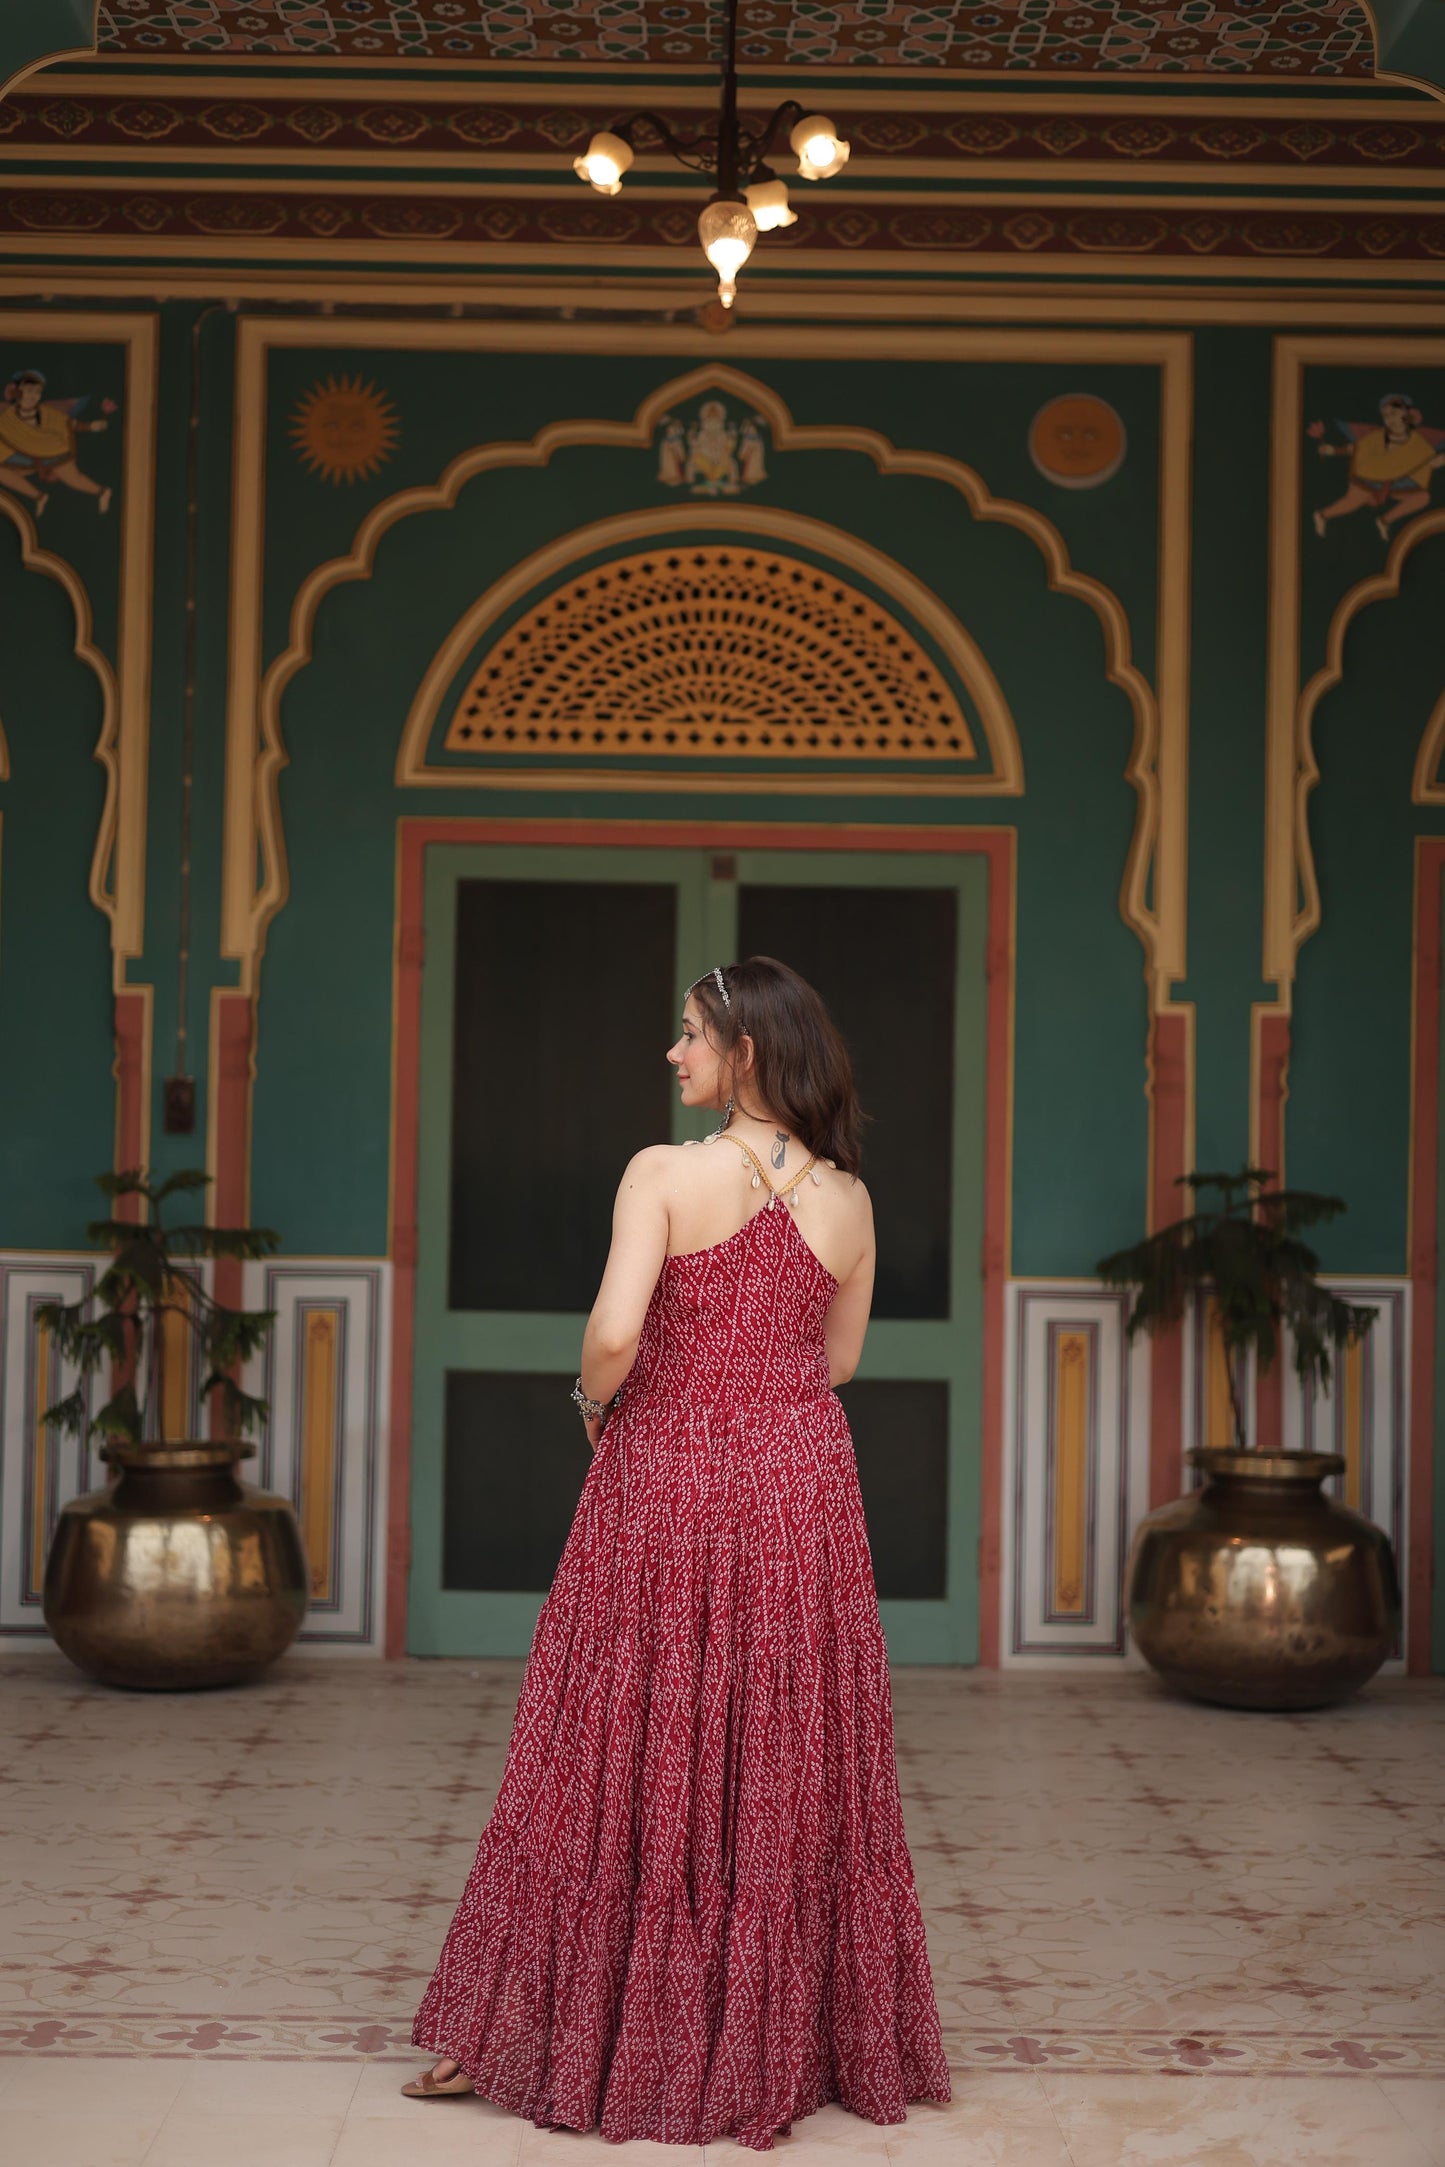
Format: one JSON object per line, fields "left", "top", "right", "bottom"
{"left": 243, "top": 359, "right": 1169, "bottom": 998}
{"left": 0, "top": 495, "right": 120, "bottom": 935}
{"left": 1402, "top": 517, "right": 1445, "bottom": 802}
{"left": 398, "top": 509, "right": 1015, "bottom": 788}
{"left": 1288, "top": 508, "right": 1445, "bottom": 956}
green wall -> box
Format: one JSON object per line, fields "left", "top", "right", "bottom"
{"left": 3, "top": 307, "right": 1444, "bottom": 1665}
{"left": 3, "top": 307, "right": 1442, "bottom": 1273}
{"left": 252, "top": 346, "right": 1151, "bottom": 1268}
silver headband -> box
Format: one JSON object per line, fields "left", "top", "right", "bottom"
{"left": 711, "top": 965, "right": 731, "bottom": 1009}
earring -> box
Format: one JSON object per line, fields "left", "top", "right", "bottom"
{"left": 708, "top": 1095, "right": 734, "bottom": 1140}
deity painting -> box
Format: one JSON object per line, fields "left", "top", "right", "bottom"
{"left": 654, "top": 401, "right": 769, "bottom": 498}
{"left": 1308, "top": 394, "right": 1445, "bottom": 542}
{"left": 0, "top": 368, "right": 116, "bottom": 516}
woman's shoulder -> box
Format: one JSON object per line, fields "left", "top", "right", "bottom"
{"left": 618, "top": 1140, "right": 722, "bottom": 1186}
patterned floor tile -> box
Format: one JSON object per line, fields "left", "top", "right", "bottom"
{"left": 0, "top": 1653, "right": 1442, "bottom": 2162}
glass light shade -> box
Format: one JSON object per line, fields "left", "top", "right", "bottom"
{"left": 697, "top": 195, "right": 758, "bottom": 308}
{"left": 572, "top": 130, "right": 633, "bottom": 196}
{"left": 744, "top": 177, "right": 796, "bottom": 231}
{"left": 789, "top": 114, "right": 850, "bottom": 181}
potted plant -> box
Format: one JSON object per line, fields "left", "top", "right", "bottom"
{"left": 38, "top": 1168, "right": 309, "bottom": 1690}
{"left": 1097, "top": 1167, "right": 1402, "bottom": 1710}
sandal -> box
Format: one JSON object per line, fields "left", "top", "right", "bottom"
{"left": 400, "top": 2063, "right": 476, "bottom": 2098}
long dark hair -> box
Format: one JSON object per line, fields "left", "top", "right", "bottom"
{"left": 689, "top": 956, "right": 869, "bottom": 1179}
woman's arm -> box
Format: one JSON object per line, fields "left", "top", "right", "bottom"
{"left": 823, "top": 1183, "right": 876, "bottom": 1387}
{"left": 577, "top": 1145, "right": 671, "bottom": 1414}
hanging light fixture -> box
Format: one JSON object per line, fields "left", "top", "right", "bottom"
{"left": 569, "top": 0, "right": 849, "bottom": 309}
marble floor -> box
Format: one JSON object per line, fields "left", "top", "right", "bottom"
{"left": 1, "top": 1654, "right": 1442, "bottom": 2166}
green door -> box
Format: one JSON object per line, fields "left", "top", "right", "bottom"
{"left": 408, "top": 842, "right": 988, "bottom": 1663}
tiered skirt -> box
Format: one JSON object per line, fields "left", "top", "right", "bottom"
{"left": 411, "top": 1392, "right": 952, "bottom": 2149}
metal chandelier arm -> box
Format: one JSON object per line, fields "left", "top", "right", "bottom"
{"left": 610, "top": 110, "right": 719, "bottom": 175}
{"left": 739, "top": 99, "right": 807, "bottom": 181}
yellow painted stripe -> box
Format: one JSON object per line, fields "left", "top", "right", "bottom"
{"left": 1205, "top": 1298, "right": 1235, "bottom": 1449}
{"left": 30, "top": 1317, "right": 51, "bottom": 1594}
{"left": 1341, "top": 1337, "right": 1363, "bottom": 1511}
{"left": 300, "top": 1310, "right": 340, "bottom": 1603}
{"left": 1052, "top": 1330, "right": 1090, "bottom": 1616}
{"left": 160, "top": 1281, "right": 191, "bottom": 1443}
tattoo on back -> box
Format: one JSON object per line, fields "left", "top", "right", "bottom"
{"left": 772, "top": 1128, "right": 788, "bottom": 1170}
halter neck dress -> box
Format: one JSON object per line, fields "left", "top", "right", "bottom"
{"left": 411, "top": 1138, "right": 951, "bottom": 2150}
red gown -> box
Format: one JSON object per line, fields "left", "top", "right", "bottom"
{"left": 411, "top": 1182, "right": 952, "bottom": 2149}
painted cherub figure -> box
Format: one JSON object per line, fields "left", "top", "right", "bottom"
{"left": 0, "top": 368, "right": 116, "bottom": 517}
{"left": 1308, "top": 392, "right": 1445, "bottom": 543}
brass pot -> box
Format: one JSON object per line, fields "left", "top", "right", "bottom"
{"left": 1126, "top": 1448, "right": 1402, "bottom": 1711}
{"left": 43, "top": 1442, "right": 309, "bottom": 1691}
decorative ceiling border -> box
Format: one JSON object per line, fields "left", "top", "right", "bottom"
{"left": 395, "top": 501, "right": 1021, "bottom": 791}
{"left": 2, "top": 180, "right": 1441, "bottom": 279}
{"left": 221, "top": 323, "right": 1189, "bottom": 1019}
{"left": 29, "top": 74, "right": 1433, "bottom": 116}
{"left": 87, "top": 0, "right": 1378, "bottom": 78}
{"left": 6, "top": 86, "right": 1443, "bottom": 185}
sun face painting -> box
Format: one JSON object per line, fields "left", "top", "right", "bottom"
{"left": 289, "top": 375, "right": 398, "bottom": 484}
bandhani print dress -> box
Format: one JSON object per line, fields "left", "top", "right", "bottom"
{"left": 412, "top": 1138, "right": 951, "bottom": 2149}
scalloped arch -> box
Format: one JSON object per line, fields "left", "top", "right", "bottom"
{"left": 1283, "top": 508, "right": 1445, "bottom": 967}
{"left": 243, "top": 360, "right": 1168, "bottom": 995}
{"left": 0, "top": 496, "right": 120, "bottom": 936}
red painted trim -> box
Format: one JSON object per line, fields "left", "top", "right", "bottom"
{"left": 387, "top": 838, "right": 427, "bottom": 1665}
{"left": 1409, "top": 842, "right": 1442, "bottom": 1677}
{"left": 1147, "top": 1010, "right": 1188, "bottom": 1507}
{"left": 1255, "top": 1013, "right": 1291, "bottom": 1452}
{"left": 110, "top": 991, "right": 151, "bottom": 1420}
{"left": 385, "top": 817, "right": 1015, "bottom": 1667}
{"left": 211, "top": 994, "right": 255, "bottom": 1434}
{"left": 113, "top": 990, "right": 148, "bottom": 1206}
{"left": 976, "top": 835, "right": 1012, "bottom": 1669}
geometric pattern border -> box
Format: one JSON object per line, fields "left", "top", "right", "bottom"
{"left": 93, "top": 1, "right": 1377, "bottom": 78}
{"left": 3, "top": 2010, "right": 1440, "bottom": 2073}
{"left": 4, "top": 190, "right": 1443, "bottom": 269}
{"left": 4, "top": 99, "right": 1435, "bottom": 173}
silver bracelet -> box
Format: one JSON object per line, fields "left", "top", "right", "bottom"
{"left": 571, "top": 1376, "right": 620, "bottom": 1422}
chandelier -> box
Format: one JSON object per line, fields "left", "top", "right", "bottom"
{"left": 569, "top": 0, "right": 850, "bottom": 310}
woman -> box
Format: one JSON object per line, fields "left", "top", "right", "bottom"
{"left": 405, "top": 956, "right": 951, "bottom": 2150}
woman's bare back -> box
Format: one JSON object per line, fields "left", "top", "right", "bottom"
{"left": 658, "top": 1132, "right": 871, "bottom": 1288}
